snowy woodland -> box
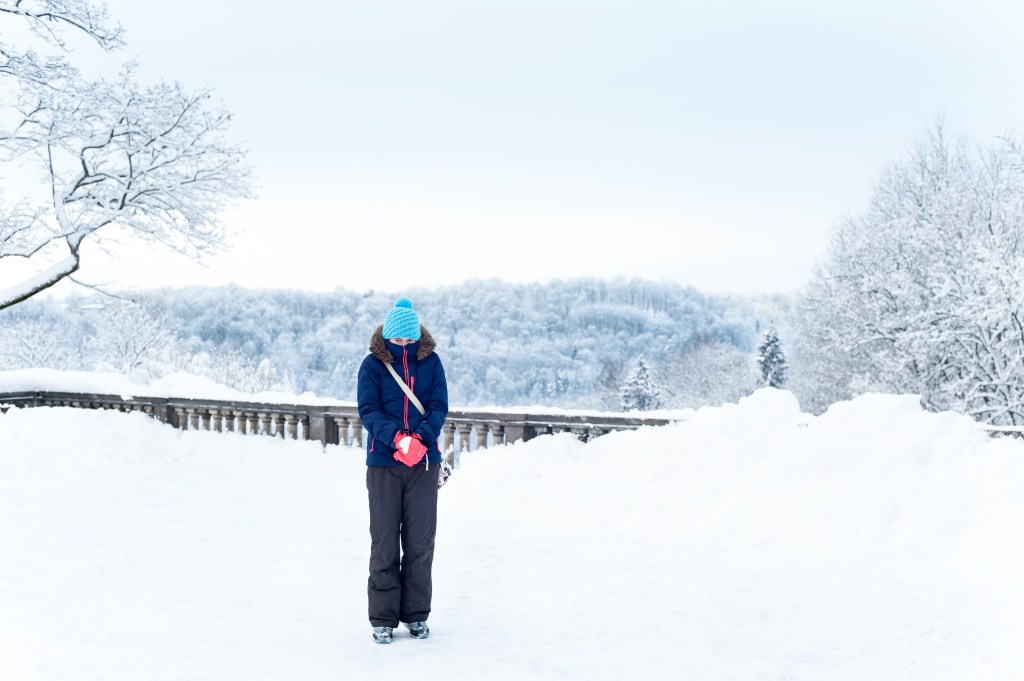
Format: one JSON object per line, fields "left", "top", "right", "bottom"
{"left": 0, "top": 279, "right": 784, "bottom": 409}
{"left": 4, "top": 4, "right": 1024, "bottom": 679}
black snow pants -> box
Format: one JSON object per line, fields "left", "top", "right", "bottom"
{"left": 366, "top": 463, "right": 438, "bottom": 628}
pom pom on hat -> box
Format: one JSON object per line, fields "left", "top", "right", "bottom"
{"left": 382, "top": 297, "right": 421, "bottom": 341}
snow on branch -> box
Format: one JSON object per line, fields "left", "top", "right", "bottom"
{"left": 1, "top": 47, "right": 252, "bottom": 310}
{"left": 0, "top": 0, "right": 124, "bottom": 51}
{"left": 0, "top": 253, "right": 78, "bottom": 309}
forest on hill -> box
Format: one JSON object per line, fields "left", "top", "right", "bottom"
{"left": 0, "top": 278, "right": 788, "bottom": 410}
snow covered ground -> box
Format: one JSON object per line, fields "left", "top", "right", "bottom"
{"left": 2, "top": 385, "right": 1023, "bottom": 680}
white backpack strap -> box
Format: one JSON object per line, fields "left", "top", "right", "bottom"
{"left": 383, "top": 360, "right": 426, "bottom": 414}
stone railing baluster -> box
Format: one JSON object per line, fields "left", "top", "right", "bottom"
{"left": 333, "top": 416, "right": 350, "bottom": 446}
{"left": 457, "top": 423, "right": 472, "bottom": 453}
{"left": 210, "top": 409, "right": 223, "bottom": 432}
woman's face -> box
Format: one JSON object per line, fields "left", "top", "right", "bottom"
{"left": 387, "top": 338, "right": 416, "bottom": 346}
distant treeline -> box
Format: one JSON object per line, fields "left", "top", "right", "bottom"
{"left": 1, "top": 278, "right": 789, "bottom": 409}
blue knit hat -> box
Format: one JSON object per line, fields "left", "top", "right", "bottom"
{"left": 382, "top": 297, "right": 421, "bottom": 341}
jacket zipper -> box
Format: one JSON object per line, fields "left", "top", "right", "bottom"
{"left": 402, "top": 347, "right": 410, "bottom": 431}
{"left": 402, "top": 348, "right": 427, "bottom": 470}
{"left": 411, "top": 375, "right": 425, "bottom": 469}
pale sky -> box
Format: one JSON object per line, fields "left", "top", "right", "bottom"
{"left": 36, "top": 0, "right": 1024, "bottom": 296}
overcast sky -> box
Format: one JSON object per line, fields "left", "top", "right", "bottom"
{"left": 49, "top": 0, "right": 1024, "bottom": 297}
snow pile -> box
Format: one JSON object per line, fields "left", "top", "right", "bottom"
{"left": 1, "top": 388, "right": 1022, "bottom": 680}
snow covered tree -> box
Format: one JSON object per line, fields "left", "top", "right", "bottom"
{"left": 656, "top": 334, "right": 756, "bottom": 408}
{"left": 0, "top": 308, "right": 83, "bottom": 370}
{"left": 86, "top": 300, "right": 175, "bottom": 381}
{"left": 177, "top": 351, "right": 295, "bottom": 395}
{"left": 0, "top": 0, "right": 251, "bottom": 310}
{"left": 756, "top": 325, "right": 787, "bottom": 388}
{"left": 797, "top": 124, "right": 1024, "bottom": 424}
{"left": 620, "top": 355, "right": 662, "bottom": 411}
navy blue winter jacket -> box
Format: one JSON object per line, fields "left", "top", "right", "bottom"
{"left": 356, "top": 325, "right": 449, "bottom": 467}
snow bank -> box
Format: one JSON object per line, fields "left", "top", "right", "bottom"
{"left": 0, "top": 368, "right": 344, "bottom": 405}
{"left": 1, "top": 388, "right": 1022, "bottom": 680}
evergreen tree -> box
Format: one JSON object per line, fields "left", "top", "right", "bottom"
{"left": 756, "top": 325, "right": 787, "bottom": 388}
{"left": 620, "top": 355, "right": 662, "bottom": 411}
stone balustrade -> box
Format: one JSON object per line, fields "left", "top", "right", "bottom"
{"left": 0, "top": 390, "right": 675, "bottom": 464}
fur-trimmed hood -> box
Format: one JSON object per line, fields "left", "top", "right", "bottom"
{"left": 369, "top": 324, "right": 437, "bottom": 363}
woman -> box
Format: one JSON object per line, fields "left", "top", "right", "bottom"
{"left": 356, "top": 297, "right": 449, "bottom": 644}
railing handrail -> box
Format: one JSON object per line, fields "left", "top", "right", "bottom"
{"left": 0, "top": 389, "right": 674, "bottom": 421}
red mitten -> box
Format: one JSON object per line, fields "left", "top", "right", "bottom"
{"left": 392, "top": 431, "right": 428, "bottom": 466}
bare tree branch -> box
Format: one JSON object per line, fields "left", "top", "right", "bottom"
{"left": 0, "top": 2, "right": 252, "bottom": 311}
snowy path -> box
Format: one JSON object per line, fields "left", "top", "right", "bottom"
{"left": 2, "top": 390, "right": 1023, "bottom": 680}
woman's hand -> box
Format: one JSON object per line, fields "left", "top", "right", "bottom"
{"left": 392, "top": 431, "right": 428, "bottom": 466}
